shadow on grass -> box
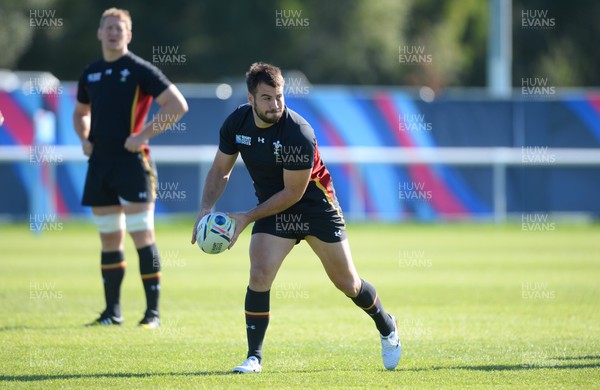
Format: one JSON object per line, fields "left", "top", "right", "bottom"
{"left": 0, "top": 326, "right": 35, "bottom": 332}
{"left": 554, "top": 355, "right": 600, "bottom": 361}
{"left": 401, "top": 361, "right": 600, "bottom": 372}
{"left": 3, "top": 357, "right": 600, "bottom": 381}
{"left": 0, "top": 371, "right": 234, "bottom": 382}
{"left": 449, "top": 362, "right": 600, "bottom": 371}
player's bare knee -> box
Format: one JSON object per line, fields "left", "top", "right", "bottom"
{"left": 249, "top": 267, "right": 275, "bottom": 290}
{"left": 334, "top": 278, "right": 361, "bottom": 297}
{"left": 249, "top": 269, "right": 271, "bottom": 286}
{"left": 249, "top": 279, "right": 273, "bottom": 291}
{"left": 130, "top": 229, "right": 155, "bottom": 248}
{"left": 99, "top": 231, "right": 124, "bottom": 251}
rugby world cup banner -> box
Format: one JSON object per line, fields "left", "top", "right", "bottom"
{"left": 1, "top": 85, "right": 599, "bottom": 220}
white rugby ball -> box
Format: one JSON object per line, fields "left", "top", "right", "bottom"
{"left": 196, "top": 212, "right": 235, "bottom": 254}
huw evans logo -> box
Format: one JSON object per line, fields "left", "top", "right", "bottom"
{"left": 29, "top": 9, "right": 63, "bottom": 29}
{"left": 155, "top": 249, "right": 187, "bottom": 269}
{"left": 156, "top": 181, "right": 187, "bottom": 202}
{"left": 29, "top": 349, "right": 64, "bottom": 367}
{"left": 275, "top": 282, "right": 310, "bottom": 300}
{"left": 29, "top": 146, "right": 64, "bottom": 165}
{"left": 521, "top": 9, "right": 555, "bottom": 29}
{"left": 24, "top": 77, "right": 63, "bottom": 95}
{"left": 398, "top": 250, "right": 432, "bottom": 268}
{"left": 521, "top": 78, "right": 555, "bottom": 97}
{"left": 152, "top": 46, "right": 187, "bottom": 66}
{"left": 152, "top": 113, "right": 187, "bottom": 134}
{"left": 521, "top": 281, "right": 555, "bottom": 300}
{"left": 398, "top": 182, "right": 432, "bottom": 201}
{"left": 399, "top": 45, "right": 432, "bottom": 64}
{"left": 273, "top": 143, "right": 311, "bottom": 165}
{"left": 284, "top": 77, "right": 310, "bottom": 96}
{"left": 275, "top": 9, "right": 310, "bottom": 29}
{"left": 398, "top": 113, "right": 432, "bottom": 133}
{"left": 30, "top": 281, "right": 63, "bottom": 300}
{"left": 275, "top": 213, "right": 309, "bottom": 234}
{"left": 521, "top": 214, "right": 556, "bottom": 231}
{"left": 29, "top": 214, "right": 63, "bottom": 232}
{"left": 521, "top": 146, "right": 556, "bottom": 165}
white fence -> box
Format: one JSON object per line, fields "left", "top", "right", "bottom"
{"left": 2, "top": 145, "right": 600, "bottom": 222}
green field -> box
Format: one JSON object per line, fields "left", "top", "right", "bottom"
{"left": 1, "top": 221, "right": 599, "bottom": 389}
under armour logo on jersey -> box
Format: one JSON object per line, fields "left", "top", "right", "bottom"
{"left": 334, "top": 230, "right": 342, "bottom": 237}
{"left": 120, "top": 68, "right": 130, "bottom": 82}
{"left": 258, "top": 137, "right": 265, "bottom": 143}
{"left": 105, "top": 69, "right": 112, "bottom": 75}
{"left": 139, "top": 192, "right": 147, "bottom": 199}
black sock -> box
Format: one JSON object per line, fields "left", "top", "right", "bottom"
{"left": 138, "top": 244, "right": 161, "bottom": 317}
{"left": 351, "top": 279, "right": 395, "bottom": 336}
{"left": 245, "top": 287, "right": 270, "bottom": 363}
{"left": 101, "top": 251, "right": 125, "bottom": 318}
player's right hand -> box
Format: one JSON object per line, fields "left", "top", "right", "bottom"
{"left": 82, "top": 139, "right": 93, "bottom": 157}
{"left": 190, "top": 208, "right": 212, "bottom": 244}
{"left": 225, "top": 212, "right": 251, "bottom": 250}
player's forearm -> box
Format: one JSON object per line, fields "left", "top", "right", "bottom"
{"left": 73, "top": 112, "right": 90, "bottom": 142}
{"left": 200, "top": 165, "right": 230, "bottom": 210}
{"left": 245, "top": 188, "right": 303, "bottom": 223}
{"left": 143, "top": 97, "right": 188, "bottom": 140}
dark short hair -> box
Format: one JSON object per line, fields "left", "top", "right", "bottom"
{"left": 246, "top": 62, "right": 284, "bottom": 95}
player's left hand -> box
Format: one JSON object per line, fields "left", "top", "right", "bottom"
{"left": 190, "top": 208, "right": 212, "bottom": 245}
{"left": 124, "top": 133, "right": 148, "bottom": 153}
{"left": 227, "top": 212, "right": 251, "bottom": 249}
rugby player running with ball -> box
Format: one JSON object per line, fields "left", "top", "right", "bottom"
{"left": 192, "top": 62, "right": 400, "bottom": 373}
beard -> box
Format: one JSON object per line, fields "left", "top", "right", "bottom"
{"left": 253, "top": 105, "right": 283, "bottom": 124}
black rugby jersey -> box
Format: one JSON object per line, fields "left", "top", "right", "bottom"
{"left": 76, "top": 51, "right": 171, "bottom": 158}
{"left": 219, "top": 104, "right": 341, "bottom": 211}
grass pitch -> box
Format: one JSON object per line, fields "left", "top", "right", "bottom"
{"left": 1, "top": 220, "right": 599, "bottom": 389}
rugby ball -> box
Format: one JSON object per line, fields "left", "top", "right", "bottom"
{"left": 196, "top": 212, "right": 236, "bottom": 254}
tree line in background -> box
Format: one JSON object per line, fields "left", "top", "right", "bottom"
{"left": 1, "top": 0, "right": 598, "bottom": 89}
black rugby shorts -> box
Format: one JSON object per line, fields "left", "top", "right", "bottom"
{"left": 252, "top": 202, "right": 347, "bottom": 244}
{"left": 82, "top": 153, "right": 157, "bottom": 206}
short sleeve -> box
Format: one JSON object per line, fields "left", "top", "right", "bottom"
{"left": 76, "top": 70, "right": 90, "bottom": 104}
{"left": 218, "top": 113, "right": 239, "bottom": 155}
{"left": 281, "top": 123, "right": 315, "bottom": 170}
{"left": 138, "top": 62, "right": 171, "bottom": 98}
